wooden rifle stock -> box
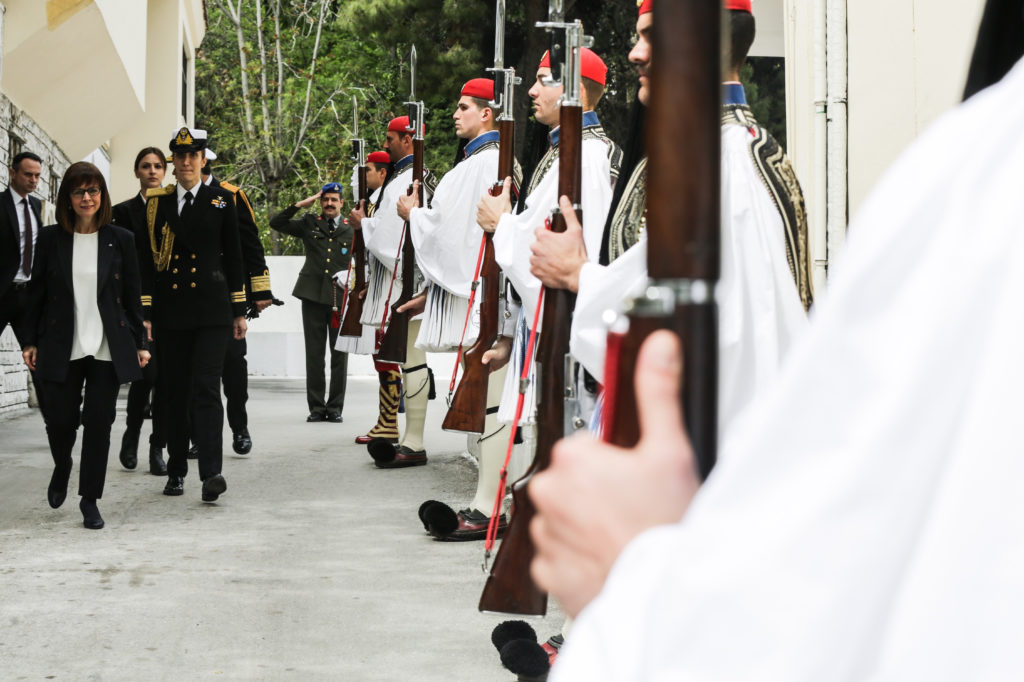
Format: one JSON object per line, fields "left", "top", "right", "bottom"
{"left": 479, "top": 105, "right": 582, "bottom": 615}
{"left": 442, "top": 118, "right": 516, "bottom": 434}
{"left": 602, "top": 0, "right": 721, "bottom": 479}
{"left": 377, "top": 139, "right": 425, "bottom": 364}
{"left": 340, "top": 166, "right": 368, "bottom": 336}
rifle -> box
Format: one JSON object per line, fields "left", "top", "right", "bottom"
{"left": 377, "top": 45, "right": 425, "bottom": 364}
{"left": 479, "top": 2, "right": 589, "bottom": 616}
{"left": 340, "top": 94, "right": 368, "bottom": 337}
{"left": 442, "top": 0, "right": 520, "bottom": 434}
{"left": 601, "top": 0, "right": 720, "bottom": 477}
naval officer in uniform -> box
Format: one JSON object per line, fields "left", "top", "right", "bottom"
{"left": 138, "top": 127, "right": 248, "bottom": 502}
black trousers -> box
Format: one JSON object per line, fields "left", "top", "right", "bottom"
{"left": 0, "top": 282, "right": 46, "bottom": 412}
{"left": 124, "top": 348, "right": 165, "bottom": 447}
{"left": 301, "top": 299, "right": 348, "bottom": 415}
{"left": 41, "top": 357, "right": 120, "bottom": 499}
{"left": 222, "top": 335, "right": 248, "bottom": 432}
{"left": 158, "top": 326, "right": 230, "bottom": 481}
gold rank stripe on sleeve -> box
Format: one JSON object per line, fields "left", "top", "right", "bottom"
{"left": 231, "top": 291, "right": 247, "bottom": 303}
{"left": 250, "top": 272, "right": 272, "bottom": 292}
{"left": 140, "top": 295, "right": 152, "bottom": 307}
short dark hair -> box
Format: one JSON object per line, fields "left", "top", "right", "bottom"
{"left": 582, "top": 77, "right": 605, "bottom": 108}
{"left": 728, "top": 10, "right": 756, "bottom": 74}
{"left": 56, "top": 162, "right": 112, "bottom": 233}
{"left": 11, "top": 151, "right": 42, "bottom": 171}
{"left": 467, "top": 96, "right": 500, "bottom": 122}
{"left": 134, "top": 147, "right": 166, "bottom": 171}
{"left": 368, "top": 162, "right": 389, "bottom": 174}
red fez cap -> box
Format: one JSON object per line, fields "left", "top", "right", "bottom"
{"left": 461, "top": 78, "right": 495, "bottom": 101}
{"left": 638, "top": 0, "right": 652, "bottom": 15}
{"left": 538, "top": 47, "right": 607, "bottom": 86}
{"left": 725, "top": 0, "right": 753, "bottom": 12}
{"left": 388, "top": 116, "right": 411, "bottom": 133}
{"left": 367, "top": 151, "right": 390, "bottom": 164}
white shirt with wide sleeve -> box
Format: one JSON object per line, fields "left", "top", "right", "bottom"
{"left": 572, "top": 123, "right": 808, "bottom": 437}
{"left": 362, "top": 165, "right": 412, "bottom": 272}
{"left": 552, "top": 59, "right": 1024, "bottom": 682}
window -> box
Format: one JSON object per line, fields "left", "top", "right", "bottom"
{"left": 8, "top": 133, "right": 24, "bottom": 166}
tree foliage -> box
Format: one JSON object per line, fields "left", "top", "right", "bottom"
{"left": 197, "top": 1, "right": 787, "bottom": 255}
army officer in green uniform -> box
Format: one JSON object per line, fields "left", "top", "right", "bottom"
{"left": 269, "top": 183, "right": 352, "bottom": 423}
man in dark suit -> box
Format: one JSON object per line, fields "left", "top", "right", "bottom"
{"left": 0, "top": 152, "right": 44, "bottom": 369}
{"left": 138, "top": 127, "right": 248, "bottom": 503}
{"left": 201, "top": 152, "right": 273, "bottom": 454}
{"left": 269, "top": 184, "right": 352, "bottom": 423}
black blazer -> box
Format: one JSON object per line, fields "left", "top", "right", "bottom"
{"left": 138, "top": 183, "right": 248, "bottom": 329}
{"left": 112, "top": 193, "right": 147, "bottom": 238}
{"left": 23, "top": 224, "right": 146, "bottom": 384}
{"left": 269, "top": 205, "right": 353, "bottom": 306}
{"left": 0, "top": 187, "right": 43, "bottom": 297}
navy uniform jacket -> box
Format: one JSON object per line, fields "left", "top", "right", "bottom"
{"left": 139, "top": 183, "right": 247, "bottom": 328}
{"left": 112, "top": 193, "right": 146, "bottom": 241}
{"left": 210, "top": 175, "right": 273, "bottom": 302}
{"left": 268, "top": 205, "right": 353, "bottom": 306}
{"left": 23, "top": 224, "right": 146, "bottom": 383}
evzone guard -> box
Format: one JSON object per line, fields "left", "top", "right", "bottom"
{"left": 347, "top": 113, "right": 438, "bottom": 468}
{"left": 487, "top": 0, "right": 816, "bottom": 675}
{"left": 338, "top": 149, "right": 403, "bottom": 446}
{"left": 476, "top": 45, "right": 621, "bottom": 443}
{"left": 394, "top": 77, "right": 523, "bottom": 540}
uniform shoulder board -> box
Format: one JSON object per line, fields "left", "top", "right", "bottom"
{"left": 146, "top": 184, "right": 176, "bottom": 198}
{"left": 219, "top": 181, "right": 240, "bottom": 194}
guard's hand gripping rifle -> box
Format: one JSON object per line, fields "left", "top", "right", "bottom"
{"left": 479, "top": 4, "right": 590, "bottom": 616}
{"left": 340, "top": 94, "right": 369, "bottom": 337}
{"left": 602, "top": 0, "right": 720, "bottom": 477}
{"left": 377, "top": 46, "right": 426, "bottom": 364}
{"left": 442, "top": 0, "right": 520, "bottom": 434}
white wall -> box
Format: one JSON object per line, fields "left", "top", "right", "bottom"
{"left": 248, "top": 256, "right": 458, "bottom": 383}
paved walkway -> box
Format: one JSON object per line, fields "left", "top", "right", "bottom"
{"left": 0, "top": 377, "right": 562, "bottom": 681}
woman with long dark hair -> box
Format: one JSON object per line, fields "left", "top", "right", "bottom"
{"left": 21, "top": 162, "right": 150, "bottom": 529}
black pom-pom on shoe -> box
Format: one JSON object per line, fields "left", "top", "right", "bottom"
{"left": 491, "top": 620, "right": 538, "bottom": 652}
{"left": 499, "top": 639, "right": 550, "bottom": 681}
{"left": 367, "top": 437, "right": 397, "bottom": 463}
{"left": 423, "top": 502, "right": 459, "bottom": 538}
{"left": 418, "top": 500, "right": 443, "bottom": 531}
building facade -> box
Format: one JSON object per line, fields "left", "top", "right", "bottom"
{"left": 0, "top": 0, "right": 206, "bottom": 413}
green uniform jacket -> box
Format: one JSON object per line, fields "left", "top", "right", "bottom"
{"left": 268, "top": 205, "right": 353, "bottom": 306}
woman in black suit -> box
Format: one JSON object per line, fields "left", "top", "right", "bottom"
{"left": 21, "top": 162, "right": 150, "bottom": 529}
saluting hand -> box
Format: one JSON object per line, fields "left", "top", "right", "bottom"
{"left": 477, "top": 177, "right": 513, "bottom": 233}
{"left": 531, "top": 195, "right": 588, "bottom": 292}
{"left": 529, "top": 331, "right": 699, "bottom": 618}
{"left": 295, "top": 191, "right": 322, "bottom": 209}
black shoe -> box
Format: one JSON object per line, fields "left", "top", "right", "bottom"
{"left": 163, "top": 476, "right": 184, "bottom": 496}
{"left": 47, "top": 461, "right": 72, "bottom": 509}
{"left": 79, "top": 497, "right": 105, "bottom": 530}
{"left": 201, "top": 474, "right": 227, "bottom": 502}
{"left": 232, "top": 429, "right": 252, "bottom": 455}
{"left": 325, "top": 411, "right": 343, "bottom": 423}
{"left": 306, "top": 412, "right": 326, "bottom": 422}
{"left": 187, "top": 443, "right": 199, "bottom": 460}
{"left": 119, "top": 430, "right": 139, "bottom": 470}
{"left": 149, "top": 445, "right": 167, "bottom": 476}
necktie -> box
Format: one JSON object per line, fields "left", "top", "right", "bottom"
{"left": 22, "top": 198, "right": 32, "bottom": 276}
{"left": 182, "top": 190, "right": 193, "bottom": 215}
{"left": 328, "top": 218, "right": 335, "bottom": 232}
